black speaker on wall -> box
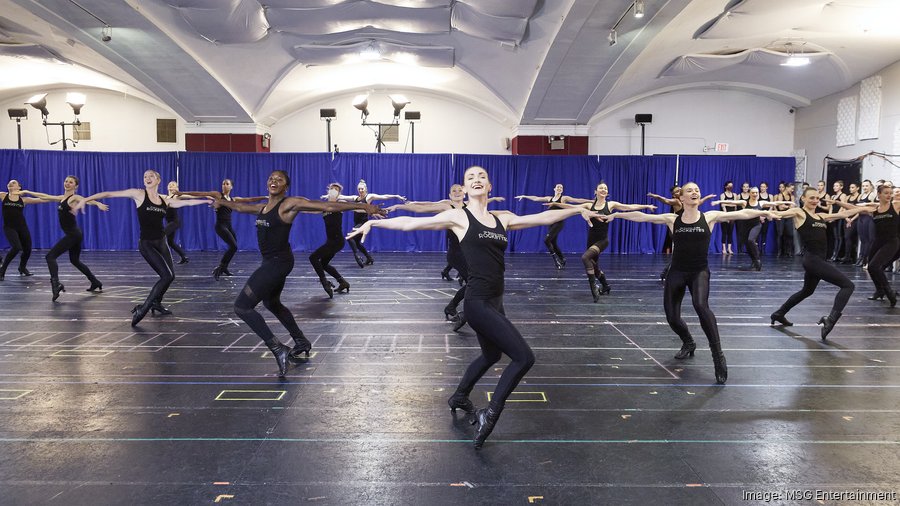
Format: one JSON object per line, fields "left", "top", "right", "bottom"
{"left": 634, "top": 113, "right": 652, "bottom": 124}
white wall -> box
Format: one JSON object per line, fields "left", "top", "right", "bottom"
{"left": 0, "top": 89, "right": 185, "bottom": 152}
{"left": 795, "top": 60, "right": 900, "bottom": 183}
{"left": 270, "top": 91, "right": 513, "bottom": 154}
{"left": 589, "top": 89, "right": 796, "bottom": 156}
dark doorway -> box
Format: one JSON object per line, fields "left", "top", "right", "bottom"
{"left": 824, "top": 160, "right": 862, "bottom": 259}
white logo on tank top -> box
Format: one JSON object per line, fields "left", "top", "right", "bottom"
{"left": 478, "top": 230, "right": 508, "bottom": 242}
{"left": 674, "top": 226, "right": 705, "bottom": 234}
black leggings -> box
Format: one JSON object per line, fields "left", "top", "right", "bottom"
{"left": 842, "top": 219, "right": 858, "bottom": 261}
{"left": 720, "top": 221, "right": 734, "bottom": 249}
{"left": 868, "top": 238, "right": 899, "bottom": 295}
{"left": 857, "top": 215, "right": 875, "bottom": 262}
{"left": 447, "top": 252, "right": 468, "bottom": 311}
{"left": 455, "top": 296, "right": 535, "bottom": 411}
{"left": 309, "top": 238, "right": 345, "bottom": 282}
{"left": 138, "top": 238, "right": 174, "bottom": 306}
{"left": 743, "top": 222, "right": 761, "bottom": 263}
{"left": 164, "top": 219, "right": 188, "bottom": 261}
{"left": 663, "top": 269, "right": 723, "bottom": 356}
{"left": 46, "top": 229, "right": 98, "bottom": 284}
{"left": 234, "top": 255, "right": 303, "bottom": 344}
{"left": 544, "top": 221, "right": 565, "bottom": 258}
{"left": 215, "top": 222, "right": 238, "bottom": 269}
{"left": 829, "top": 220, "right": 845, "bottom": 259}
{"left": 777, "top": 254, "right": 854, "bottom": 315}
{"left": 1, "top": 225, "right": 31, "bottom": 274}
{"left": 348, "top": 234, "right": 371, "bottom": 261}
{"left": 581, "top": 238, "right": 609, "bottom": 275}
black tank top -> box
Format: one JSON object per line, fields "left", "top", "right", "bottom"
{"left": 548, "top": 195, "right": 564, "bottom": 210}
{"left": 165, "top": 199, "right": 179, "bottom": 222}
{"left": 797, "top": 210, "right": 827, "bottom": 258}
{"left": 215, "top": 195, "right": 233, "bottom": 224}
{"left": 588, "top": 199, "right": 610, "bottom": 240}
{"left": 353, "top": 195, "right": 368, "bottom": 226}
{"left": 447, "top": 203, "right": 466, "bottom": 256}
{"left": 720, "top": 192, "right": 735, "bottom": 212}
{"left": 873, "top": 205, "right": 898, "bottom": 239}
{"left": 671, "top": 213, "right": 711, "bottom": 272}
{"left": 459, "top": 207, "right": 508, "bottom": 299}
{"left": 256, "top": 198, "right": 292, "bottom": 258}
{"left": 323, "top": 210, "right": 343, "bottom": 242}
{"left": 58, "top": 195, "right": 78, "bottom": 233}
{"left": 2, "top": 194, "right": 26, "bottom": 229}
{"left": 858, "top": 192, "right": 874, "bottom": 204}
{"left": 137, "top": 190, "right": 167, "bottom": 240}
{"left": 830, "top": 193, "right": 844, "bottom": 214}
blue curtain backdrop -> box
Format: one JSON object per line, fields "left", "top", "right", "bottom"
{"left": 0, "top": 149, "right": 794, "bottom": 254}
{"left": 598, "top": 156, "right": 677, "bottom": 254}
{"left": 677, "top": 155, "right": 796, "bottom": 254}
{"left": 331, "top": 152, "right": 453, "bottom": 252}
{"left": 0, "top": 149, "right": 176, "bottom": 250}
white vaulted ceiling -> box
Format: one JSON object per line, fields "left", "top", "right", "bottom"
{"left": 2, "top": 0, "right": 900, "bottom": 126}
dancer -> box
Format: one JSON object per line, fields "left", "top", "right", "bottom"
{"left": 607, "top": 182, "right": 775, "bottom": 384}
{"left": 767, "top": 189, "right": 864, "bottom": 339}
{"left": 735, "top": 182, "right": 751, "bottom": 254}
{"left": 758, "top": 182, "right": 772, "bottom": 252}
{"left": 828, "top": 180, "right": 847, "bottom": 261}
{"left": 718, "top": 181, "right": 739, "bottom": 255}
{"left": 164, "top": 181, "right": 190, "bottom": 264}
{"left": 713, "top": 187, "right": 767, "bottom": 270}
{"left": 309, "top": 183, "right": 352, "bottom": 298}
{"left": 20, "top": 177, "right": 107, "bottom": 300}
{"left": 839, "top": 182, "right": 860, "bottom": 263}
{"left": 516, "top": 184, "right": 591, "bottom": 269}
{"left": 177, "top": 179, "right": 266, "bottom": 280}
{"left": 1, "top": 180, "right": 52, "bottom": 279}
{"left": 773, "top": 182, "right": 797, "bottom": 257}
{"left": 563, "top": 182, "right": 655, "bottom": 301}
{"left": 331, "top": 180, "right": 405, "bottom": 268}
{"left": 387, "top": 186, "right": 505, "bottom": 328}
{"left": 213, "top": 170, "right": 383, "bottom": 377}
{"left": 73, "top": 170, "right": 210, "bottom": 325}
{"left": 348, "top": 165, "right": 603, "bottom": 449}
{"left": 648, "top": 188, "right": 715, "bottom": 281}
{"left": 856, "top": 180, "right": 876, "bottom": 267}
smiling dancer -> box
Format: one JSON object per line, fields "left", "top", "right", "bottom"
{"left": 332, "top": 180, "right": 405, "bottom": 268}
{"left": 309, "top": 182, "right": 352, "bottom": 298}
{"left": 73, "top": 170, "right": 210, "bottom": 325}
{"left": 177, "top": 179, "right": 267, "bottom": 280}
{"left": 516, "top": 184, "right": 591, "bottom": 269}
{"left": 648, "top": 188, "right": 716, "bottom": 281}
{"left": 214, "top": 170, "right": 384, "bottom": 377}
{"left": 608, "top": 182, "right": 775, "bottom": 384}
{"left": 348, "top": 165, "right": 602, "bottom": 449}
{"left": 1, "top": 180, "right": 53, "bottom": 280}
{"left": 164, "top": 181, "right": 190, "bottom": 265}
{"left": 20, "top": 177, "right": 108, "bottom": 300}
{"left": 768, "top": 189, "right": 864, "bottom": 339}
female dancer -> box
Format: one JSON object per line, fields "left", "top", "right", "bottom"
{"left": 348, "top": 165, "right": 602, "bottom": 449}
{"left": 177, "top": 179, "right": 266, "bottom": 280}
{"left": 1, "top": 180, "right": 52, "bottom": 279}
{"left": 648, "top": 188, "right": 716, "bottom": 281}
{"left": 735, "top": 182, "right": 751, "bottom": 254}
{"left": 718, "top": 181, "right": 739, "bottom": 255}
{"left": 839, "top": 182, "right": 860, "bottom": 263}
{"left": 74, "top": 170, "right": 209, "bottom": 325}
{"left": 20, "top": 177, "right": 107, "bottom": 300}
{"left": 213, "top": 170, "right": 382, "bottom": 377}
{"left": 828, "top": 181, "right": 847, "bottom": 261}
{"left": 713, "top": 187, "right": 767, "bottom": 270}
{"left": 164, "top": 181, "right": 189, "bottom": 265}
{"left": 758, "top": 182, "right": 772, "bottom": 252}
{"left": 768, "top": 189, "right": 863, "bottom": 339}
{"left": 516, "top": 184, "right": 591, "bottom": 269}
{"left": 856, "top": 180, "right": 876, "bottom": 267}
{"left": 563, "top": 182, "right": 655, "bottom": 301}
{"left": 773, "top": 182, "right": 797, "bottom": 257}
{"left": 332, "top": 180, "right": 405, "bottom": 268}
{"left": 608, "top": 182, "right": 775, "bottom": 384}
{"left": 309, "top": 183, "right": 352, "bottom": 298}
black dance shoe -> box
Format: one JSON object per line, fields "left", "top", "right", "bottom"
{"left": 770, "top": 311, "right": 793, "bottom": 326}
{"left": 212, "top": 266, "right": 223, "bottom": 281}
{"left": 266, "top": 340, "right": 291, "bottom": 377}
{"left": 447, "top": 393, "right": 476, "bottom": 415}
{"left": 289, "top": 334, "right": 312, "bottom": 361}
{"left": 177, "top": 257, "right": 189, "bottom": 265}
{"left": 588, "top": 277, "right": 600, "bottom": 303}
{"left": 353, "top": 254, "right": 365, "bottom": 268}
{"left": 131, "top": 303, "right": 151, "bottom": 326}
{"left": 887, "top": 291, "right": 897, "bottom": 308}
{"left": 713, "top": 354, "right": 728, "bottom": 384}
{"left": 817, "top": 311, "right": 842, "bottom": 340}
{"left": 18, "top": 268, "right": 33, "bottom": 277}
{"left": 364, "top": 257, "right": 374, "bottom": 266}
{"left": 751, "top": 260, "right": 762, "bottom": 271}
{"left": 320, "top": 279, "right": 334, "bottom": 299}
{"left": 674, "top": 341, "right": 696, "bottom": 359}
{"left": 50, "top": 279, "right": 65, "bottom": 301}
{"left": 452, "top": 312, "right": 467, "bottom": 332}
{"left": 551, "top": 253, "right": 564, "bottom": 270}
{"left": 471, "top": 406, "right": 501, "bottom": 449}
{"left": 150, "top": 302, "right": 172, "bottom": 315}
{"left": 85, "top": 281, "right": 103, "bottom": 292}
{"left": 336, "top": 279, "right": 350, "bottom": 293}
{"left": 221, "top": 268, "right": 233, "bottom": 276}
{"left": 441, "top": 269, "right": 452, "bottom": 281}
{"left": 868, "top": 291, "right": 885, "bottom": 301}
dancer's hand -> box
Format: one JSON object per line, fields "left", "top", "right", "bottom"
{"left": 346, "top": 222, "right": 372, "bottom": 242}
{"left": 580, "top": 209, "right": 602, "bottom": 226}
{"left": 208, "top": 196, "right": 222, "bottom": 209}
{"left": 384, "top": 204, "right": 401, "bottom": 213}
{"left": 96, "top": 202, "right": 110, "bottom": 212}
{"left": 364, "top": 203, "right": 386, "bottom": 218}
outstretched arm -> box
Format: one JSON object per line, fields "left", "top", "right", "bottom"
{"left": 169, "top": 198, "right": 212, "bottom": 209}
{"left": 608, "top": 211, "right": 676, "bottom": 225}
{"left": 708, "top": 209, "right": 775, "bottom": 224}
{"left": 711, "top": 199, "right": 748, "bottom": 208}
{"left": 17, "top": 190, "right": 63, "bottom": 204}
{"left": 647, "top": 193, "right": 677, "bottom": 207}
{"left": 211, "top": 199, "right": 266, "bottom": 215}
{"left": 820, "top": 207, "right": 865, "bottom": 222}
{"left": 562, "top": 196, "right": 593, "bottom": 204}
{"left": 177, "top": 190, "right": 222, "bottom": 199}
{"left": 386, "top": 201, "right": 452, "bottom": 214}
{"left": 502, "top": 206, "right": 602, "bottom": 231}
{"left": 72, "top": 189, "right": 143, "bottom": 213}
{"left": 609, "top": 201, "right": 656, "bottom": 212}
{"left": 347, "top": 209, "right": 463, "bottom": 243}
{"left": 823, "top": 198, "right": 873, "bottom": 212}
{"left": 515, "top": 195, "right": 551, "bottom": 202}
{"left": 487, "top": 196, "right": 506, "bottom": 204}
{"left": 366, "top": 193, "right": 407, "bottom": 202}
{"left": 699, "top": 194, "right": 717, "bottom": 205}
{"left": 281, "top": 197, "right": 385, "bottom": 222}
{"left": 234, "top": 196, "right": 268, "bottom": 203}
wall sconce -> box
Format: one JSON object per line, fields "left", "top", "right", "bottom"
{"left": 25, "top": 92, "right": 87, "bottom": 150}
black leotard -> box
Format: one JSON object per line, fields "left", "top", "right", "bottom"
{"left": 137, "top": 190, "right": 167, "bottom": 240}
{"left": 587, "top": 199, "right": 610, "bottom": 245}
{"left": 353, "top": 195, "right": 368, "bottom": 226}
{"left": 459, "top": 207, "right": 508, "bottom": 299}
{"left": 671, "top": 213, "right": 710, "bottom": 272}
{"left": 256, "top": 198, "right": 292, "bottom": 258}
{"left": 215, "top": 195, "right": 233, "bottom": 225}
{"left": 873, "top": 205, "right": 898, "bottom": 238}
{"left": 796, "top": 210, "right": 827, "bottom": 258}
{"left": 58, "top": 195, "right": 78, "bottom": 233}
{"left": 2, "top": 194, "right": 26, "bottom": 229}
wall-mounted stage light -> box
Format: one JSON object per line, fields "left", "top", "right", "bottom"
{"left": 634, "top": 0, "right": 645, "bottom": 18}
{"left": 355, "top": 95, "right": 415, "bottom": 153}
{"left": 66, "top": 92, "right": 86, "bottom": 115}
{"left": 7, "top": 108, "right": 28, "bottom": 149}
{"left": 608, "top": 29, "right": 617, "bottom": 46}
{"left": 404, "top": 111, "right": 421, "bottom": 153}
{"left": 320, "top": 108, "right": 337, "bottom": 152}
{"left": 352, "top": 95, "right": 369, "bottom": 119}
{"left": 390, "top": 94, "right": 410, "bottom": 118}
{"left": 25, "top": 93, "right": 49, "bottom": 117}
{"left": 25, "top": 92, "right": 87, "bottom": 150}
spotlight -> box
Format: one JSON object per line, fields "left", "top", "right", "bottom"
{"left": 390, "top": 94, "right": 410, "bottom": 118}
{"left": 66, "top": 92, "right": 86, "bottom": 115}
{"left": 25, "top": 93, "right": 49, "bottom": 117}
{"left": 101, "top": 25, "right": 111, "bottom": 42}
{"left": 7, "top": 108, "right": 27, "bottom": 119}
{"left": 608, "top": 29, "right": 617, "bottom": 46}
{"left": 404, "top": 111, "right": 420, "bottom": 121}
{"left": 319, "top": 108, "right": 336, "bottom": 119}
{"left": 352, "top": 94, "right": 369, "bottom": 118}
{"left": 634, "top": 0, "right": 645, "bottom": 18}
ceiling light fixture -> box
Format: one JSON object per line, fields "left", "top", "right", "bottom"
{"left": 779, "top": 42, "right": 811, "bottom": 67}
{"left": 359, "top": 42, "right": 381, "bottom": 61}
{"left": 608, "top": 1, "right": 646, "bottom": 48}
{"left": 634, "top": 0, "right": 645, "bottom": 18}
{"left": 68, "top": 0, "right": 112, "bottom": 43}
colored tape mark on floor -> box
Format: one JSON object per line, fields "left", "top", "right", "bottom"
{"left": 214, "top": 390, "right": 286, "bottom": 401}
{"left": 0, "top": 389, "right": 31, "bottom": 400}
{"left": 487, "top": 391, "right": 547, "bottom": 403}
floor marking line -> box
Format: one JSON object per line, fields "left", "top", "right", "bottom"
{"left": 607, "top": 323, "right": 680, "bottom": 380}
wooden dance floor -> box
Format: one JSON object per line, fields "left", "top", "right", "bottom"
{"left": 1, "top": 251, "right": 898, "bottom": 504}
